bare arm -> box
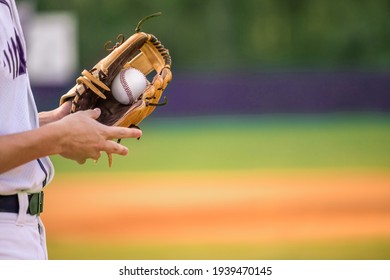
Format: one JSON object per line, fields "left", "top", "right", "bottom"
{"left": 0, "top": 108, "right": 142, "bottom": 174}
{"left": 0, "top": 120, "right": 62, "bottom": 173}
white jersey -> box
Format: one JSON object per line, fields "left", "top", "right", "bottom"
{"left": 0, "top": 0, "right": 54, "bottom": 195}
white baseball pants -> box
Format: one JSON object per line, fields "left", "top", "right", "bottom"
{"left": 0, "top": 193, "right": 48, "bottom": 260}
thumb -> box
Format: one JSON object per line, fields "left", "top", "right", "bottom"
{"left": 85, "top": 108, "right": 101, "bottom": 119}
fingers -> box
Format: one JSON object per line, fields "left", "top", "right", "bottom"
{"left": 77, "top": 158, "right": 87, "bottom": 165}
{"left": 63, "top": 109, "right": 142, "bottom": 165}
{"left": 104, "top": 126, "right": 142, "bottom": 140}
{"left": 69, "top": 107, "right": 100, "bottom": 118}
{"left": 75, "top": 142, "right": 126, "bottom": 166}
{"left": 55, "top": 101, "right": 72, "bottom": 120}
{"left": 101, "top": 140, "right": 129, "bottom": 156}
{"left": 75, "top": 109, "right": 142, "bottom": 140}
{"left": 81, "top": 108, "right": 101, "bottom": 120}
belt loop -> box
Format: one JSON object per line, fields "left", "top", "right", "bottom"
{"left": 16, "top": 193, "right": 29, "bottom": 226}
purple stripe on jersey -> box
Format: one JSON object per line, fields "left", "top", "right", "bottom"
{"left": 14, "top": 28, "right": 26, "bottom": 75}
{"left": 2, "top": 33, "right": 27, "bottom": 79}
{"left": 0, "top": 3, "right": 27, "bottom": 79}
{"left": 7, "top": 42, "right": 15, "bottom": 78}
{"left": 3, "top": 50, "right": 11, "bottom": 74}
{"left": 11, "top": 37, "right": 19, "bottom": 78}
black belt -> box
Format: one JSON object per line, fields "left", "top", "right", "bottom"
{"left": 0, "top": 192, "right": 44, "bottom": 216}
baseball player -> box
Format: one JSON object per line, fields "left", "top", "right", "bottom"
{"left": 0, "top": 0, "right": 142, "bottom": 259}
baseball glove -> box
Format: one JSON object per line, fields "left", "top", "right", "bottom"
{"left": 60, "top": 13, "right": 172, "bottom": 166}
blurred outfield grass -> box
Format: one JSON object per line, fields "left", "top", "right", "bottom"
{"left": 50, "top": 113, "right": 390, "bottom": 172}
{"left": 47, "top": 238, "right": 390, "bottom": 260}
{"left": 46, "top": 113, "right": 390, "bottom": 259}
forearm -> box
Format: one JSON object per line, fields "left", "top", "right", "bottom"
{"left": 0, "top": 124, "right": 62, "bottom": 174}
{"left": 0, "top": 102, "right": 71, "bottom": 173}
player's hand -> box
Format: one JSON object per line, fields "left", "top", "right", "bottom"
{"left": 55, "top": 100, "right": 72, "bottom": 120}
{"left": 39, "top": 101, "right": 72, "bottom": 126}
{"left": 55, "top": 108, "right": 142, "bottom": 164}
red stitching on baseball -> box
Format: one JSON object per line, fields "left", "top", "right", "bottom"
{"left": 120, "top": 69, "right": 134, "bottom": 104}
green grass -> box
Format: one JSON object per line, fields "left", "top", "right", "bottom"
{"left": 51, "top": 113, "right": 390, "bottom": 172}
{"left": 46, "top": 113, "right": 390, "bottom": 260}
{"left": 47, "top": 238, "right": 390, "bottom": 260}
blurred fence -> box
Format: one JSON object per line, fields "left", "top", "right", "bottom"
{"left": 34, "top": 71, "right": 390, "bottom": 115}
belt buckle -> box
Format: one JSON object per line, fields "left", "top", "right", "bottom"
{"left": 29, "top": 191, "right": 44, "bottom": 216}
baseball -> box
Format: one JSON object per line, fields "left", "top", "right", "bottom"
{"left": 111, "top": 67, "right": 148, "bottom": 105}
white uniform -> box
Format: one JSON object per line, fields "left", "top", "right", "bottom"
{"left": 0, "top": 0, "right": 54, "bottom": 259}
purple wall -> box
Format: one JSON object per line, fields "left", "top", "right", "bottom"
{"left": 33, "top": 71, "right": 390, "bottom": 116}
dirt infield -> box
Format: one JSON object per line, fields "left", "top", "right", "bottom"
{"left": 42, "top": 169, "right": 390, "bottom": 245}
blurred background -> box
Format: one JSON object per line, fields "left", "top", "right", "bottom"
{"left": 18, "top": 0, "right": 390, "bottom": 259}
